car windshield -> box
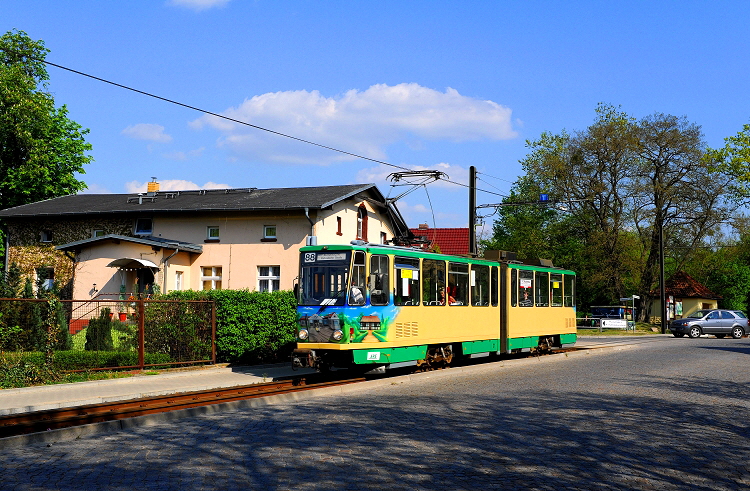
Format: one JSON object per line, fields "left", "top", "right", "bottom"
{"left": 687, "top": 310, "right": 712, "bottom": 319}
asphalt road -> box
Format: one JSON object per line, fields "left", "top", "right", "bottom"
{"left": 3, "top": 335, "right": 750, "bottom": 490}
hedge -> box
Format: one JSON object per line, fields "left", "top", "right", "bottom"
{"left": 159, "top": 289, "right": 298, "bottom": 364}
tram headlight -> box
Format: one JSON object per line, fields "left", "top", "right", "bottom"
{"left": 298, "top": 328, "right": 309, "bottom": 341}
{"left": 332, "top": 329, "right": 343, "bottom": 341}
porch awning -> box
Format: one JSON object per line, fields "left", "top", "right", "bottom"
{"left": 106, "top": 258, "right": 159, "bottom": 270}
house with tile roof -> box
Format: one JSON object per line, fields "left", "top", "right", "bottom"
{"left": 408, "top": 224, "right": 470, "bottom": 256}
{"left": 0, "top": 181, "right": 409, "bottom": 300}
{"left": 648, "top": 271, "right": 721, "bottom": 322}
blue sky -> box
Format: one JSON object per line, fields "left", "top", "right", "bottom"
{"left": 4, "top": 1, "right": 750, "bottom": 236}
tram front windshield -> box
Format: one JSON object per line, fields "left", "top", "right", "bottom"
{"left": 298, "top": 251, "right": 351, "bottom": 306}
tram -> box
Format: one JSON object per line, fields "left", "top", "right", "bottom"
{"left": 292, "top": 241, "right": 576, "bottom": 371}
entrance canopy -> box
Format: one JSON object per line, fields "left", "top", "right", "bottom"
{"left": 106, "top": 258, "right": 159, "bottom": 271}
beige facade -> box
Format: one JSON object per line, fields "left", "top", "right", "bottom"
{"left": 2, "top": 184, "right": 406, "bottom": 300}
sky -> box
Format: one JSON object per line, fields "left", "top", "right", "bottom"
{"left": 3, "top": 0, "right": 750, "bottom": 238}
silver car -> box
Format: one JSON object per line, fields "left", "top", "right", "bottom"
{"left": 669, "top": 309, "right": 749, "bottom": 339}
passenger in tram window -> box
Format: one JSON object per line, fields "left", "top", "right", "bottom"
{"left": 519, "top": 289, "right": 533, "bottom": 307}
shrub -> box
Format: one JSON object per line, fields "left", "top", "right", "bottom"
{"left": 84, "top": 308, "right": 114, "bottom": 351}
{"left": 158, "top": 289, "right": 297, "bottom": 364}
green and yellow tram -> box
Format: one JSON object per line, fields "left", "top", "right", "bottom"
{"left": 292, "top": 242, "right": 576, "bottom": 371}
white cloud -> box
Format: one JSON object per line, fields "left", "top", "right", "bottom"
{"left": 167, "top": 0, "right": 230, "bottom": 11}
{"left": 122, "top": 123, "right": 173, "bottom": 143}
{"left": 191, "top": 83, "right": 517, "bottom": 165}
{"left": 124, "top": 179, "right": 230, "bottom": 193}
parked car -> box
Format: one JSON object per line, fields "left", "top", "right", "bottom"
{"left": 669, "top": 309, "right": 749, "bottom": 339}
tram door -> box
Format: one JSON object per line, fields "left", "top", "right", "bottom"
{"left": 499, "top": 263, "right": 509, "bottom": 354}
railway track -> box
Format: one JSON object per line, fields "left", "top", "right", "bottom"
{"left": 0, "top": 375, "right": 365, "bottom": 440}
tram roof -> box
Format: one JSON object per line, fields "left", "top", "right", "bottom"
{"left": 300, "top": 243, "right": 575, "bottom": 273}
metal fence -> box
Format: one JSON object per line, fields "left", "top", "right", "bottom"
{"left": 0, "top": 298, "right": 215, "bottom": 371}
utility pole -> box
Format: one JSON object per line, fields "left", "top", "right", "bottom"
{"left": 469, "top": 166, "right": 477, "bottom": 256}
{"left": 659, "top": 220, "right": 667, "bottom": 334}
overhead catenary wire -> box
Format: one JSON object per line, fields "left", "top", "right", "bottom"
{"left": 15, "top": 54, "right": 512, "bottom": 200}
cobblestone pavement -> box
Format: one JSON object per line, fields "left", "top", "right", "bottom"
{"left": 3, "top": 336, "right": 750, "bottom": 490}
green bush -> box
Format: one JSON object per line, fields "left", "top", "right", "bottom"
{"left": 0, "top": 352, "right": 58, "bottom": 388}
{"left": 51, "top": 350, "right": 173, "bottom": 370}
{"left": 85, "top": 308, "right": 114, "bottom": 351}
{"left": 159, "top": 289, "right": 297, "bottom": 364}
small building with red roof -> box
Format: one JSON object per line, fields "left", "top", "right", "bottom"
{"left": 648, "top": 271, "right": 721, "bottom": 322}
{"left": 408, "top": 224, "right": 469, "bottom": 256}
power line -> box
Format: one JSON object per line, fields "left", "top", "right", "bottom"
{"left": 13, "top": 52, "right": 512, "bottom": 200}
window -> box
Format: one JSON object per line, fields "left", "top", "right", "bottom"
{"left": 518, "top": 269, "right": 533, "bottom": 307}
{"left": 207, "top": 226, "right": 220, "bottom": 241}
{"left": 369, "top": 255, "right": 389, "bottom": 306}
{"left": 36, "top": 268, "right": 54, "bottom": 290}
{"left": 551, "top": 273, "right": 563, "bottom": 307}
{"left": 471, "top": 264, "right": 490, "bottom": 306}
{"left": 258, "top": 266, "right": 281, "bottom": 292}
{"left": 201, "top": 267, "right": 222, "bottom": 290}
{"left": 263, "top": 225, "right": 277, "bottom": 242}
{"left": 380, "top": 232, "right": 387, "bottom": 244}
{"left": 175, "top": 271, "right": 183, "bottom": 291}
{"left": 336, "top": 216, "right": 343, "bottom": 236}
{"left": 511, "top": 268, "right": 517, "bottom": 307}
{"left": 448, "top": 262, "right": 469, "bottom": 306}
{"left": 395, "top": 257, "right": 420, "bottom": 306}
{"left": 490, "top": 266, "right": 498, "bottom": 307}
{"left": 564, "top": 275, "right": 575, "bottom": 307}
{"left": 535, "top": 271, "right": 549, "bottom": 307}
{"left": 422, "top": 259, "right": 445, "bottom": 306}
{"left": 40, "top": 230, "right": 53, "bottom": 243}
{"left": 356, "top": 205, "right": 368, "bottom": 241}
{"left": 135, "top": 218, "right": 153, "bottom": 236}
{"left": 93, "top": 229, "right": 105, "bottom": 238}
{"left": 349, "top": 251, "right": 366, "bottom": 305}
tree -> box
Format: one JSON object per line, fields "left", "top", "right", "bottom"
{"left": 0, "top": 29, "right": 92, "bottom": 211}
{"left": 488, "top": 105, "right": 735, "bottom": 318}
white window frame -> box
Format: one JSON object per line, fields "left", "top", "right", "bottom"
{"left": 135, "top": 218, "right": 153, "bottom": 236}
{"left": 264, "top": 225, "right": 277, "bottom": 239}
{"left": 207, "top": 226, "right": 220, "bottom": 240}
{"left": 36, "top": 267, "right": 54, "bottom": 290}
{"left": 201, "top": 266, "right": 222, "bottom": 290}
{"left": 174, "top": 271, "right": 183, "bottom": 291}
{"left": 258, "top": 266, "right": 280, "bottom": 292}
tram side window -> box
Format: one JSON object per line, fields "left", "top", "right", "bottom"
{"left": 349, "top": 251, "right": 366, "bottom": 306}
{"left": 535, "top": 271, "right": 549, "bottom": 307}
{"left": 511, "top": 268, "right": 517, "bottom": 307}
{"left": 471, "top": 264, "right": 490, "bottom": 306}
{"left": 519, "top": 269, "right": 533, "bottom": 307}
{"left": 394, "top": 256, "right": 420, "bottom": 306}
{"left": 448, "top": 262, "right": 469, "bottom": 306}
{"left": 491, "top": 266, "right": 498, "bottom": 307}
{"left": 564, "top": 274, "right": 575, "bottom": 307}
{"left": 422, "top": 259, "right": 446, "bottom": 306}
{"left": 550, "top": 273, "right": 563, "bottom": 307}
{"left": 369, "top": 254, "right": 390, "bottom": 306}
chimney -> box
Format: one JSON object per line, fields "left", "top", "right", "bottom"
{"left": 418, "top": 223, "right": 429, "bottom": 229}
{"left": 147, "top": 177, "right": 159, "bottom": 195}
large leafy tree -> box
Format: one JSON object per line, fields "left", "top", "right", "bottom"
{"left": 487, "top": 105, "right": 735, "bottom": 318}
{"left": 0, "top": 29, "right": 91, "bottom": 211}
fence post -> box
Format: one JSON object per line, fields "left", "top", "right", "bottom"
{"left": 138, "top": 299, "right": 145, "bottom": 370}
{"left": 211, "top": 300, "right": 216, "bottom": 364}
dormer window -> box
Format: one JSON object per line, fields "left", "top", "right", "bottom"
{"left": 135, "top": 218, "right": 153, "bottom": 236}
{"left": 40, "top": 230, "right": 53, "bottom": 243}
